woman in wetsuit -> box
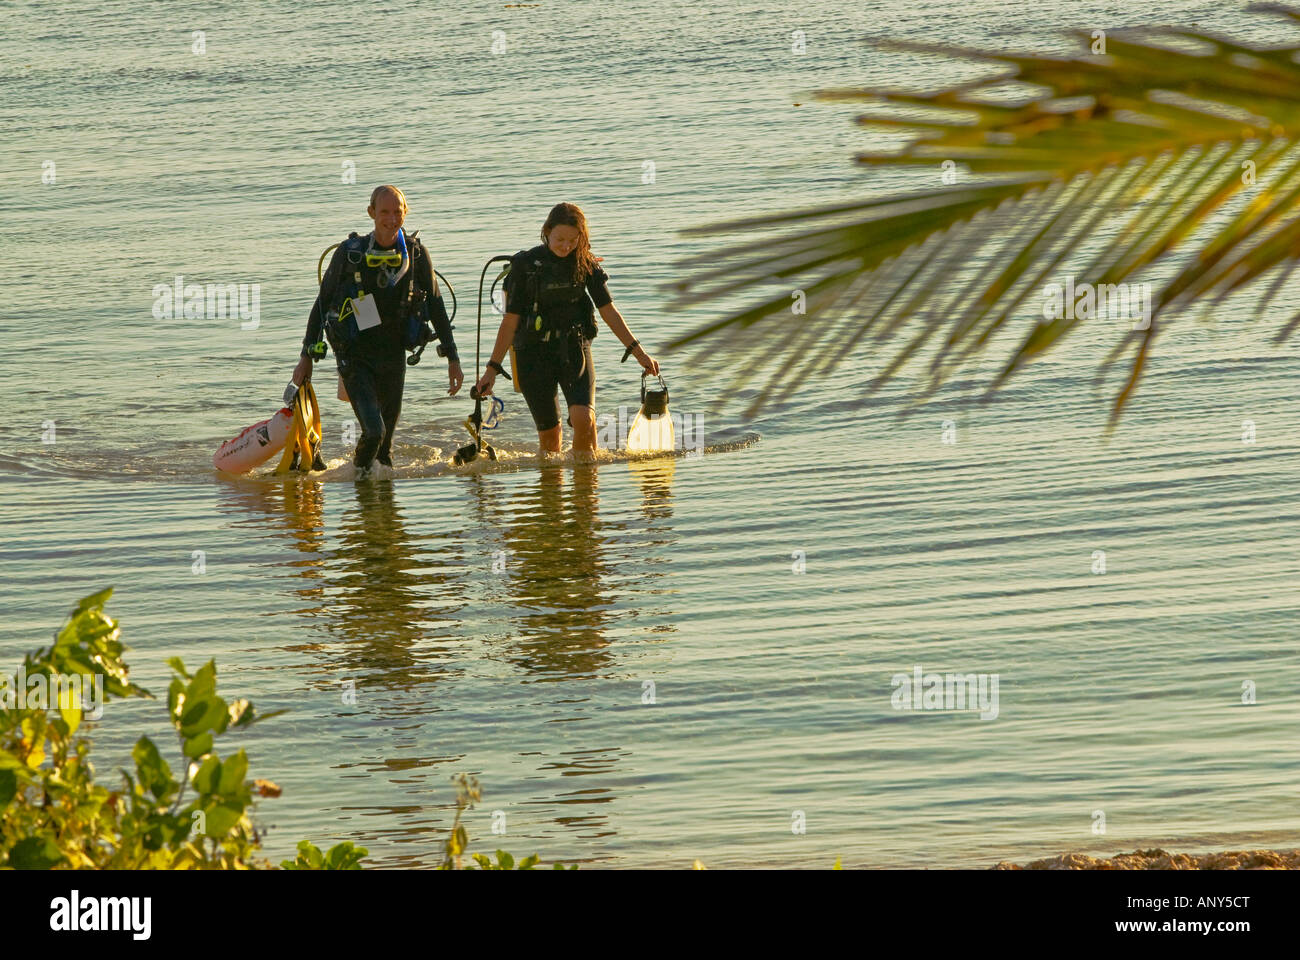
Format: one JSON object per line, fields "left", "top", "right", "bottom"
{"left": 472, "top": 203, "right": 658, "bottom": 453}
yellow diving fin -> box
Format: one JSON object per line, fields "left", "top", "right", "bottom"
{"left": 275, "top": 381, "right": 325, "bottom": 473}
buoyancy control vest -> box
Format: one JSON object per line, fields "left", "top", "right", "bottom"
{"left": 322, "top": 229, "right": 439, "bottom": 359}
{"left": 509, "top": 245, "right": 599, "bottom": 350}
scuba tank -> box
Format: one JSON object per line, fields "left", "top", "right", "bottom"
{"left": 626, "top": 373, "right": 674, "bottom": 453}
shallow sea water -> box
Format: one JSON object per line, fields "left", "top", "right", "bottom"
{"left": 1, "top": 0, "right": 1298, "bottom": 866}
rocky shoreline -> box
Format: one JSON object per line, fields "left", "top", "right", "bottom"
{"left": 994, "top": 848, "right": 1300, "bottom": 870}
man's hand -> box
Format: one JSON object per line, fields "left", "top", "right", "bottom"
{"left": 292, "top": 355, "right": 312, "bottom": 385}
{"left": 473, "top": 370, "right": 497, "bottom": 397}
{"left": 448, "top": 362, "right": 464, "bottom": 396}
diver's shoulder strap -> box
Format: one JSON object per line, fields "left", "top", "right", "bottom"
{"left": 341, "top": 231, "right": 368, "bottom": 296}
{"left": 407, "top": 231, "right": 429, "bottom": 270}
{"left": 513, "top": 247, "right": 545, "bottom": 312}
{"left": 404, "top": 230, "right": 430, "bottom": 304}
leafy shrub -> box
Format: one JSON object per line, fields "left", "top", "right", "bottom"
{"left": 0, "top": 588, "right": 361, "bottom": 869}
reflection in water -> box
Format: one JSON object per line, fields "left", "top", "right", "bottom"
{"left": 216, "top": 474, "right": 470, "bottom": 862}
{"left": 496, "top": 464, "right": 620, "bottom": 678}
{"left": 629, "top": 457, "right": 676, "bottom": 522}
{"left": 216, "top": 474, "right": 327, "bottom": 559}
{"left": 214, "top": 460, "right": 682, "bottom": 863}
{"left": 215, "top": 474, "right": 329, "bottom": 614}
{"left": 325, "top": 479, "right": 468, "bottom": 691}
{"left": 216, "top": 475, "right": 468, "bottom": 694}
{"left": 491, "top": 460, "right": 679, "bottom": 843}
{"left": 627, "top": 458, "right": 679, "bottom": 615}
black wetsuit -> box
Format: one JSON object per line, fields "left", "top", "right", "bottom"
{"left": 504, "top": 245, "right": 612, "bottom": 432}
{"left": 302, "top": 233, "right": 458, "bottom": 469}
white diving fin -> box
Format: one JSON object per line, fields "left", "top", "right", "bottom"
{"left": 626, "top": 373, "right": 674, "bottom": 453}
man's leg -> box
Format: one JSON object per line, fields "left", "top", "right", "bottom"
{"left": 375, "top": 359, "right": 406, "bottom": 467}
{"left": 344, "top": 361, "right": 384, "bottom": 471}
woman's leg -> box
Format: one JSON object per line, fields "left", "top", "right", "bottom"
{"left": 516, "top": 345, "right": 563, "bottom": 452}
{"left": 569, "top": 405, "right": 596, "bottom": 452}
{"left": 560, "top": 340, "right": 597, "bottom": 453}
{"left": 537, "top": 423, "right": 563, "bottom": 452}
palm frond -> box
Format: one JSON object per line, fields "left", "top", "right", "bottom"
{"left": 668, "top": 4, "right": 1300, "bottom": 429}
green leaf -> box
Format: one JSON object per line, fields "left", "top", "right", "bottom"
{"left": 166, "top": 657, "right": 190, "bottom": 681}
{"left": 63, "top": 609, "right": 118, "bottom": 650}
{"left": 180, "top": 697, "right": 210, "bottom": 731}
{"left": 496, "top": 850, "right": 514, "bottom": 870}
{"left": 203, "top": 800, "right": 243, "bottom": 838}
{"left": 471, "top": 853, "right": 493, "bottom": 869}
{"left": 192, "top": 756, "right": 220, "bottom": 794}
{"left": 322, "top": 841, "right": 367, "bottom": 870}
{"left": 132, "top": 737, "right": 174, "bottom": 801}
{"left": 289, "top": 839, "right": 326, "bottom": 870}
{"left": 217, "top": 750, "right": 247, "bottom": 795}
{"left": 518, "top": 854, "right": 539, "bottom": 870}
{"left": 225, "top": 699, "right": 252, "bottom": 729}
{"left": 180, "top": 696, "right": 226, "bottom": 737}
{"left": 229, "top": 704, "right": 288, "bottom": 729}
{"left": 7, "top": 836, "right": 65, "bottom": 870}
{"left": 0, "top": 769, "right": 17, "bottom": 809}
{"left": 167, "top": 677, "right": 185, "bottom": 723}
{"left": 280, "top": 841, "right": 316, "bottom": 870}
{"left": 451, "top": 825, "right": 468, "bottom": 857}
{"left": 185, "top": 661, "right": 217, "bottom": 704}
{"left": 0, "top": 749, "right": 21, "bottom": 770}
{"left": 60, "top": 704, "right": 81, "bottom": 735}
{"left": 666, "top": 19, "right": 1300, "bottom": 430}
{"left": 19, "top": 718, "right": 45, "bottom": 768}
{"left": 58, "top": 655, "right": 95, "bottom": 678}
{"left": 183, "top": 731, "right": 213, "bottom": 759}
{"left": 70, "top": 587, "right": 114, "bottom": 617}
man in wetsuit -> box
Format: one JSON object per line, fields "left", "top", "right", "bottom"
{"left": 292, "top": 185, "right": 463, "bottom": 476}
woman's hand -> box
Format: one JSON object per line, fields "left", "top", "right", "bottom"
{"left": 292, "top": 355, "right": 312, "bottom": 385}
{"left": 448, "top": 362, "right": 464, "bottom": 396}
{"left": 473, "top": 369, "right": 497, "bottom": 397}
{"left": 634, "top": 345, "right": 659, "bottom": 377}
